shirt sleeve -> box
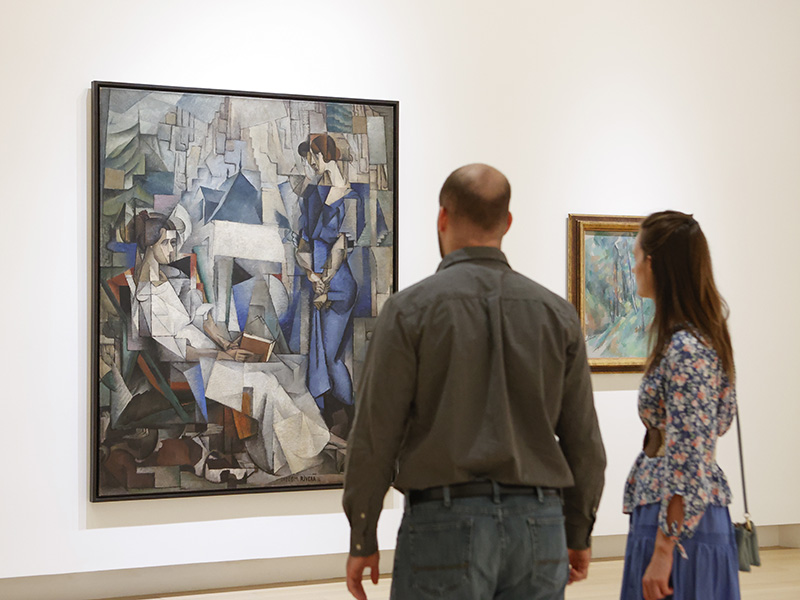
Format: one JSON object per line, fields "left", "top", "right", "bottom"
{"left": 659, "top": 334, "right": 720, "bottom": 544}
{"left": 342, "top": 297, "right": 417, "bottom": 556}
{"left": 555, "top": 312, "right": 606, "bottom": 550}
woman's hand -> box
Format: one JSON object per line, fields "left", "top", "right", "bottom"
{"left": 642, "top": 535, "right": 674, "bottom": 600}
{"left": 220, "top": 335, "right": 254, "bottom": 362}
{"left": 224, "top": 347, "right": 256, "bottom": 362}
{"left": 313, "top": 293, "right": 329, "bottom": 310}
{"left": 203, "top": 312, "right": 233, "bottom": 349}
{"left": 308, "top": 271, "right": 331, "bottom": 295}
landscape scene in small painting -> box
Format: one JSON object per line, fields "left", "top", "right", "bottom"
{"left": 583, "top": 230, "right": 653, "bottom": 360}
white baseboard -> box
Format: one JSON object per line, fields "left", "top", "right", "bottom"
{"left": 2, "top": 525, "right": 797, "bottom": 600}
{"left": 0, "top": 552, "right": 388, "bottom": 600}
{"left": 757, "top": 525, "right": 781, "bottom": 547}
{"left": 591, "top": 534, "right": 628, "bottom": 559}
{"left": 778, "top": 524, "right": 800, "bottom": 547}
{"left": 735, "top": 524, "right": 800, "bottom": 549}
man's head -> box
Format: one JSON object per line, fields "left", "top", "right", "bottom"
{"left": 437, "top": 164, "right": 512, "bottom": 257}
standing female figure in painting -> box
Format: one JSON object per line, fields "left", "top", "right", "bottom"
{"left": 621, "top": 211, "right": 740, "bottom": 600}
{"left": 296, "top": 134, "right": 358, "bottom": 437}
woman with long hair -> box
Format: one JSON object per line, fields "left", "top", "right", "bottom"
{"left": 621, "top": 211, "right": 740, "bottom": 600}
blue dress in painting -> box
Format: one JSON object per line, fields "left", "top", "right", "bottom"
{"left": 299, "top": 184, "right": 358, "bottom": 412}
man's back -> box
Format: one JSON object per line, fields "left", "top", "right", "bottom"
{"left": 389, "top": 246, "right": 592, "bottom": 494}
{"left": 345, "top": 246, "right": 604, "bottom": 556}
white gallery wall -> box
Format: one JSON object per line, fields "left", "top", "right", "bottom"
{"left": 1, "top": 0, "right": 799, "bottom": 585}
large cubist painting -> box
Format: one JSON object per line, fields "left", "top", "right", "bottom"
{"left": 91, "top": 82, "right": 397, "bottom": 500}
{"left": 568, "top": 214, "right": 654, "bottom": 373}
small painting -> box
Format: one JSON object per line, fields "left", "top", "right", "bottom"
{"left": 91, "top": 82, "right": 397, "bottom": 500}
{"left": 567, "top": 214, "right": 653, "bottom": 372}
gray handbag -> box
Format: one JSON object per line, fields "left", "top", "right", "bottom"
{"left": 733, "top": 413, "right": 760, "bottom": 572}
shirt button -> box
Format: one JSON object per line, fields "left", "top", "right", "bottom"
{"left": 361, "top": 513, "right": 366, "bottom": 519}
{"left": 356, "top": 544, "right": 362, "bottom": 551}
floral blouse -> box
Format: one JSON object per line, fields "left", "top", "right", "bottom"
{"left": 623, "top": 329, "right": 737, "bottom": 546}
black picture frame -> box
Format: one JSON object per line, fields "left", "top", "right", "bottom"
{"left": 92, "top": 81, "right": 398, "bottom": 501}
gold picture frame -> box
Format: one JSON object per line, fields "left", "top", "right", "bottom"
{"left": 567, "top": 214, "right": 652, "bottom": 373}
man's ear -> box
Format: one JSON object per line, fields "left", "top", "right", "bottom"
{"left": 438, "top": 206, "right": 448, "bottom": 233}
{"left": 504, "top": 212, "right": 513, "bottom": 235}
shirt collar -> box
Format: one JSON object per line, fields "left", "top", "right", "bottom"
{"left": 436, "top": 246, "right": 510, "bottom": 272}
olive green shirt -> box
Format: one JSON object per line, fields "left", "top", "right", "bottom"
{"left": 343, "top": 246, "right": 606, "bottom": 556}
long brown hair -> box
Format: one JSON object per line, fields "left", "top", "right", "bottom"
{"left": 639, "top": 210, "right": 734, "bottom": 378}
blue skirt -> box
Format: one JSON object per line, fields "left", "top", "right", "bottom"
{"left": 620, "top": 504, "right": 740, "bottom": 600}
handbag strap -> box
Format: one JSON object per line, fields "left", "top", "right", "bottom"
{"left": 734, "top": 411, "right": 751, "bottom": 524}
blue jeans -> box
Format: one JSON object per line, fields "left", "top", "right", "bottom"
{"left": 391, "top": 489, "right": 569, "bottom": 599}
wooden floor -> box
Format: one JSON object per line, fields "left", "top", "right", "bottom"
{"left": 139, "top": 548, "right": 800, "bottom": 600}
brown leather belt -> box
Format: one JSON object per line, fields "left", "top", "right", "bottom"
{"left": 409, "top": 481, "right": 560, "bottom": 504}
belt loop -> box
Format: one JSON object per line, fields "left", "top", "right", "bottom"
{"left": 404, "top": 491, "right": 412, "bottom": 514}
{"left": 537, "top": 486, "right": 544, "bottom": 503}
{"left": 442, "top": 485, "right": 452, "bottom": 508}
{"left": 491, "top": 480, "right": 501, "bottom": 504}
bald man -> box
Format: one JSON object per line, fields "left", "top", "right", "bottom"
{"left": 343, "top": 164, "right": 606, "bottom": 599}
